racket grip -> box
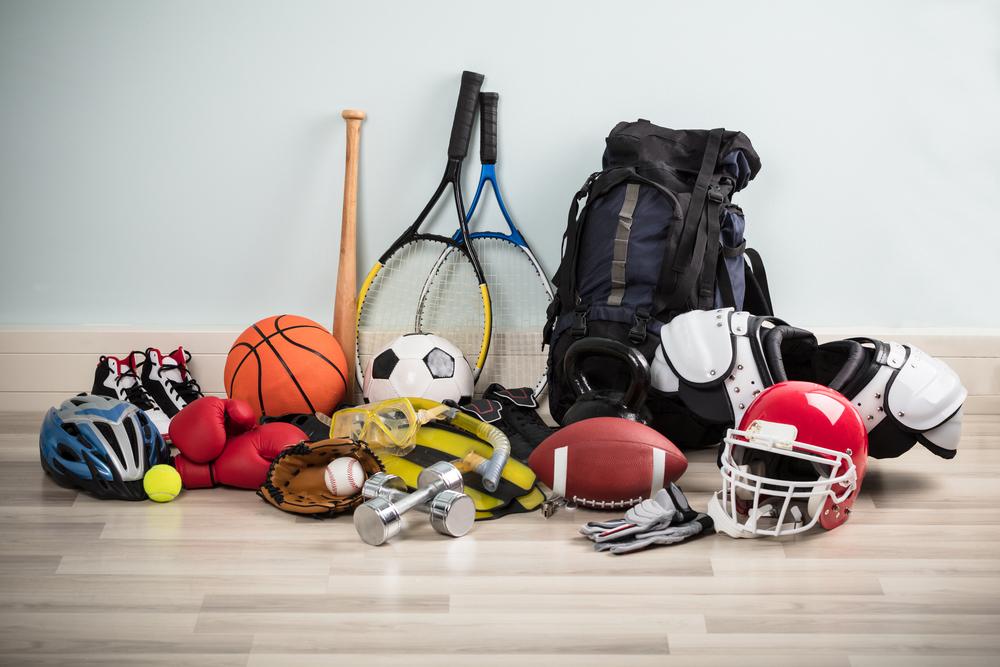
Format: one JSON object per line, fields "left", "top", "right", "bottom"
{"left": 448, "top": 71, "right": 485, "bottom": 160}
{"left": 479, "top": 92, "right": 498, "bottom": 165}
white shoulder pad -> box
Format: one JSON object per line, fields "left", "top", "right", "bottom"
{"left": 922, "top": 406, "right": 963, "bottom": 455}
{"left": 882, "top": 341, "right": 908, "bottom": 370}
{"left": 651, "top": 344, "right": 679, "bottom": 393}
{"left": 850, "top": 364, "right": 894, "bottom": 430}
{"left": 886, "top": 345, "right": 967, "bottom": 432}
{"left": 658, "top": 308, "right": 736, "bottom": 386}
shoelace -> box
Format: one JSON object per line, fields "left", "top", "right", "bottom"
{"left": 159, "top": 363, "right": 203, "bottom": 404}
{"left": 117, "top": 370, "right": 156, "bottom": 410}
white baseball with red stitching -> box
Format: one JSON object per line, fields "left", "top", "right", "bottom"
{"left": 324, "top": 457, "right": 365, "bottom": 496}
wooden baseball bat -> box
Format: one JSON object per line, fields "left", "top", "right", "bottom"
{"left": 334, "top": 109, "right": 365, "bottom": 394}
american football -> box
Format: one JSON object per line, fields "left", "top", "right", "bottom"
{"left": 527, "top": 417, "right": 688, "bottom": 508}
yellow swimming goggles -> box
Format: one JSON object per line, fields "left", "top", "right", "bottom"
{"left": 330, "top": 398, "right": 450, "bottom": 456}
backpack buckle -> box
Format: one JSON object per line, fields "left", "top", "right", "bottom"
{"left": 571, "top": 306, "right": 589, "bottom": 337}
{"left": 707, "top": 184, "right": 725, "bottom": 203}
{"left": 543, "top": 296, "right": 562, "bottom": 345}
{"left": 574, "top": 172, "right": 600, "bottom": 200}
{"left": 628, "top": 310, "right": 650, "bottom": 344}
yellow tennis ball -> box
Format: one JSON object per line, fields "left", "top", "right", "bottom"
{"left": 143, "top": 464, "right": 182, "bottom": 503}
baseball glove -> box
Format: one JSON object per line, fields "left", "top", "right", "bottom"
{"left": 257, "top": 438, "right": 383, "bottom": 518}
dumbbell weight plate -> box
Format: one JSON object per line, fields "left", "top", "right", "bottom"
{"left": 426, "top": 489, "right": 475, "bottom": 538}
{"left": 353, "top": 497, "right": 402, "bottom": 546}
{"left": 417, "top": 462, "right": 465, "bottom": 494}
{"left": 361, "top": 472, "right": 407, "bottom": 501}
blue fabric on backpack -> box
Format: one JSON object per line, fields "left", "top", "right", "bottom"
{"left": 576, "top": 185, "right": 677, "bottom": 311}
{"left": 718, "top": 206, "right": 747, "bottom": 309}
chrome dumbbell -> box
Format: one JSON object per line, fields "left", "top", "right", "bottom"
{"left": 353, "top": 461, "right": 475, "bottom": 546}
{"left": 360, "top": 471, "right": 473, "bottom": 539}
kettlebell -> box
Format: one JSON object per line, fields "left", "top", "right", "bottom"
{"left": 561, "top": 337, "right": 652, "bottom": 425}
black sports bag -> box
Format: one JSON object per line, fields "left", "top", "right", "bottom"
{"left": 543, "top": 120, "right": 773, "bottom": 445}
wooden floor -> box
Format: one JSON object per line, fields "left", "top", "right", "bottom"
{"left": 1, "top": 412, "right": 999, "bottom": 666}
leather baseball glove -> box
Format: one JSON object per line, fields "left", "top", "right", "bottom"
{"left": 257, "top": 438, "right": 383, "bottom": 518}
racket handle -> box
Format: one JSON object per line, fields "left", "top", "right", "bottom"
{"left": 448, "top": 71, "right": 485, "bottom": 160}
{"left": 479, "top": 92, "right": 498, "bottom": 165}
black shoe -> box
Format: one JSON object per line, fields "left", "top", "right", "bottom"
{"left": 459, "top": 384, "right": 554, "bottom": 461}
{"left": 138, "top": 346, "right": 204, "bottom": 418}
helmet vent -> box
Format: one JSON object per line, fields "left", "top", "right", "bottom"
{"left": 123, "top": 418, "right": 140, "bottom": 467}
{"left": 57, "top": 444, "right": 81, "bottom": 462}
{"left": 136, "top": 413, "right": 153, "bottom": 441}
{"left": 94, "top": 421, "right": 126, "bottom": 464}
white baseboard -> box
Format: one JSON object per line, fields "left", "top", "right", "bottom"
{"left": 0, "top": 326, "right": 997, "bottom": 414}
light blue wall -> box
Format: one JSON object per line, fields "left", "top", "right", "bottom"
{"left": 2, "top": 0, "right": 998, "bottom": 328}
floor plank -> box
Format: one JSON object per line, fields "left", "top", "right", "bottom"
{"left": 1, "top": 411, "right": 998, "bottom": 665}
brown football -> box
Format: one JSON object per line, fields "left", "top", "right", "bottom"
{"left": 528, "top": 417, "right": 688, "bottom": 509}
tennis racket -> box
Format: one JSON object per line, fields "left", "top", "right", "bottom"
{"left": 452, "top": 91, "right": 553, "bottom": 396}
{"left": 355, "top": 71, "right": 491, "bottom": 390}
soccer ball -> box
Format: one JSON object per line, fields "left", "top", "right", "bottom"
{"left": 363, "top": 333, "right": 475, "bottom": 403}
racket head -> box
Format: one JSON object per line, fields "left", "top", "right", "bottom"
{"left": 356, "top": 234, "right": 490, "bottom": 391}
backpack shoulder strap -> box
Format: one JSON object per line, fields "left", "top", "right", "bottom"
{"left": 744, "top": 247, "right": 773, "bottom": 315}
{"left": 552, "top": 167, "right": 637, "bottom": 308}
{"left": 652, "top": 128, "right": 726, "bottom": 317}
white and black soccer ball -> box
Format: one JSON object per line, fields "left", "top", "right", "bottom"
{"left": 363, "top": 333, "right": 475, "bottom": 404}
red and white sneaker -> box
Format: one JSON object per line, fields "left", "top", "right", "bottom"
{"left": 91, "top": 353, "right": 172, "bottom": 438}
{"left": 139, "top": 347, "right": 204, "bottom": 418}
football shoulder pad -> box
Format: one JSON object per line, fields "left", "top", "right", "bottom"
{"left": 847, "top": 339, "right": 966, "bottom": 459}
{"left": 652, "top": 308, "right": 796, "bottom": 425}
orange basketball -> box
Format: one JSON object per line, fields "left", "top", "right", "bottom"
{"left": 224, "top": 315, "right": 348, "bottom": 419}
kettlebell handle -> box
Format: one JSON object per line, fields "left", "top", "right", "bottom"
{"left": 564, "top": 338, "right": 650, "bottom": 411}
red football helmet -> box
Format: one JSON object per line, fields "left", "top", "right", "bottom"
{"left": 707, "top": 381, "right": 868, "bottom": 538}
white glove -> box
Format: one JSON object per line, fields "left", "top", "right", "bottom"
{"left": 579, "top": 487, "right": 680, "bottom": 542}
{"left": 579, "top": 484, "right": 712, "bottom": 555}
{"left": 595, "top": 515, "right": 712, "bottom": 554}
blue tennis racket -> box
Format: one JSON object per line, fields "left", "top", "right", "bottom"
{"left": 457, "top": 92, "right": 553, "bottom": 396}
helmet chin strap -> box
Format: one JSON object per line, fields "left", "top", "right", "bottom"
{"left": 707, "top": 493, "right": 762, "bottom": 539}
{"left": 707, "top": 491, "right": 807, "bottom": 538}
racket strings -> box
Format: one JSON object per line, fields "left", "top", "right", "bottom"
{"left": 471, "top": 237, "right": 552, "bottom": 394}
{"left": 417, "top": 251, "right": 487, "bottom": 357}
{"left": 357, "top": 239, "right": 487, "bottom": 382}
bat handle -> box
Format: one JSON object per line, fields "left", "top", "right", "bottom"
{"left": 335, "top": 109, "right": 365, "bottom": 396}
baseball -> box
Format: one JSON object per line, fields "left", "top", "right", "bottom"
{"left": 324, "top": 457, "right": 366, "bottom": 496}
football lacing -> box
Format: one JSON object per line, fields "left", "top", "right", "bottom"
{"left": 570, "top": 495, "right": 644, "bottom": 510}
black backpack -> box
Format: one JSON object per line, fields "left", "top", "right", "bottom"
{"left": 543, "top": 120, "right": 773, "bottom": 442}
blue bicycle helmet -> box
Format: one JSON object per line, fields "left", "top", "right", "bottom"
{"left": 39, "top": 394, "right": 169, "bottom": 500}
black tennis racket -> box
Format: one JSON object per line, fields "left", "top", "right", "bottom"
{"left": 355, "top": 71, "right": 492, "bottom": 390}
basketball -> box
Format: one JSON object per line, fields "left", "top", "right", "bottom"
{"left": 224, "top": 315, "right": 348, "bottom": 419}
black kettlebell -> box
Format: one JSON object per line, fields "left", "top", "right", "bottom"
{"left": 561, "top": 338, "right": 652, "bottom": 425}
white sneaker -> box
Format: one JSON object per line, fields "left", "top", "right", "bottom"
{"left": 139, "top": 346, "right": 204, "bottom": 418}
{"left": 91, "top": 353, "right": 172, "bottom": 439}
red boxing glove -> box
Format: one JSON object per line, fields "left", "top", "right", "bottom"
{"left": 168, "top": 396, "right": 257, "bottom": 464}
{"left": 210, "top": 422, "right": 306, "bottom": 490}
{"left": 173, "top": 453, "right": 214, "bottom": 489}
